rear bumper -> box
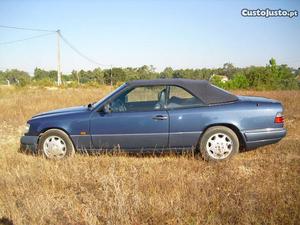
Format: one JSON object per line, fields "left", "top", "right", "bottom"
{"left": 20, "top": 135, "right": 38, "bottom": 153}
{"left": 243, "top": 128, "right": 286, "bottom": 149}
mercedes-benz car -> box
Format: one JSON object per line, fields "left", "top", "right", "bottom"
{"left": 20, "top": 79, "right": 286, "bottom": 161}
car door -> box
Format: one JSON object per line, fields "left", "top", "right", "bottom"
{"left": 90, "top": 85, "right": 169, "bottom": 150}
{"left": 166, "top": 85, "right": 206, "bottom": 148}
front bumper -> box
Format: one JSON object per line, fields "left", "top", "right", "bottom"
{"left": 20, "top": 135, "right": 39, "bottom": 153}
{"left": 243, "top": 128, "right": 287, "bottom": 149}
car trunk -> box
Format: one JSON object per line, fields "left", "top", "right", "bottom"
{"left": 237, "top": 95, "right": 280, "bottom": 104}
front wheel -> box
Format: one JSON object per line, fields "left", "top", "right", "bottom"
{"left": 38, "top": 129, "right": 75, "bottom": 159}
{"left": 199, "top": 126, "right": 239, "bottom": 161}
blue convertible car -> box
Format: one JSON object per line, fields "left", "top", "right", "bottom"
{"left": 20, "top": 79, "right": 286, "bottom": 161}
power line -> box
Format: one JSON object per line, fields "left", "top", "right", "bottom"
{"left": 58, "top": 33, "right": 111, "bottom": 67}
{"left": 0, "top": 25, "right": 115, "bottom": 72}
{"left": 0, "top": 25, "right": 56, "bottom": 32}
{"left": 0, "top": 24, "right": 112, "bottom": 67}
{"left": 0, "top": 32, "right": 54, "bottom": 45}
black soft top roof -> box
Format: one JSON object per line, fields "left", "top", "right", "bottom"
{"left": 126, "top": 78, "right": 238, "bottom": 104}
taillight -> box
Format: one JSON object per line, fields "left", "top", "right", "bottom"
{"left": 274, "top": 112, "right": 284, "bottom": 123}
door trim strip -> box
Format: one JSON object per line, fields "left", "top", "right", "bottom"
{"left": 71, "top": 131, "right": 202, "bottom": 137}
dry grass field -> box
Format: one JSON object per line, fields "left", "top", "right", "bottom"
{"left": 0, "top": 86, "right": 299, "bottom": 225}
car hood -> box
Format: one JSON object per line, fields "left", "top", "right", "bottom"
{"left": 32, "top": 106, "right": 88, "bottom": 119}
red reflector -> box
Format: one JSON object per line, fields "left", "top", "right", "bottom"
{"left": 274, "top": 113, "right": 284, "bottom": 123}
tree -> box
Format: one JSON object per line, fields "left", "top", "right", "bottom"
{"left": 222, "top": 63, "right": 236, "bottom": 79}
{"left": 210, "top": 75, "right": 226, "bottom": 89}
{"left": 228, "top": 73, "right": 249, "bottom": 89}
{"left": 160, "top": 67, "right": 173, "bottom": 78}
{"left": 136, "top": 65, "right": 157, "bottom": 80}
{"left": 33, "top": 68, "right": 56, "bottom": 85}
{"left": 70, "top": 70, "right": 80, "bottom": 84}
{"left": 104, "top": 67, "right": 126, "bottom": 85}
{"left": 93, "top": 68, "right": 104, "bottom": 84}
{"left": 1, "top": 58, "right": 297, "bottom": 89}
{"left": 0, "top": 69, "right": 30, "bottom": 86}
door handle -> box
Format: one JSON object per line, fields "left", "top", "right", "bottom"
{"left": 152, "top": 115, "right": 168, "bottom": 120}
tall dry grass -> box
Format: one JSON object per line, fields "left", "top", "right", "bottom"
{"left": 0, "top": 86, "right": 299, "bottom": 225}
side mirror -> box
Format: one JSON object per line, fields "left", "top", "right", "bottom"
{"left": 103, "top": 103, "right": 112, "bottom": 114}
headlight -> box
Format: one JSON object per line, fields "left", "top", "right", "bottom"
{"left": 24, "top": 123, "right": 30, "bottom": 134}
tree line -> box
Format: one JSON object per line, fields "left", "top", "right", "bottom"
{"left": 0, "top": 58, "right": 299, "bottom": 90}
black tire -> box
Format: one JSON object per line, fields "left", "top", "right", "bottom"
{"left": 199, "top": 126, "right": 239, "bottom": 161}
{"left": 38, "top": 129, "right": 75, "bottom": 159}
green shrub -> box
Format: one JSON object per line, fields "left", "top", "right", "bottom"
{"left": 227, "top": 73, "right": 249, "bottom": 89}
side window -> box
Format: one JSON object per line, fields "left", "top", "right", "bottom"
{"left": 111, "top": 86, "right": 167, "bottom": 112}
{"left": 167, "top": 86, "right": 204, "bottom": 109}
{"left": 127, "top": 86, "right": 163, "bottom": 102}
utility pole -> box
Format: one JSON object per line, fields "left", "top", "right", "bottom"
{"left": 110, "top": 64, "right": 113, "bottom": 90}
{"left": 56, "top": 29, "right": 62, "bottom": 86}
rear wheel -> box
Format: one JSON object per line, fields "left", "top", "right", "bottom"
{"left": 199, "top": 126, "right": 239, "bottom": 161}
{"left": 38, "top": 129, "right": 75, "bottom": 159}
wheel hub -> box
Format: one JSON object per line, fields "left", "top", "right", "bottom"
{"left": 43, "top": 136, "right": 67, "bottom": 159}
{"left": 206, "top": 133, "right": 233, "bottom": 159}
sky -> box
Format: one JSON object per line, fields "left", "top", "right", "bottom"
{"left": 0, "top": 0, "right": 299, "bottom": 74}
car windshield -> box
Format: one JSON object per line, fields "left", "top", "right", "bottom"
{"left": 91, "top": 83, "right": 127, "bottom": 108}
